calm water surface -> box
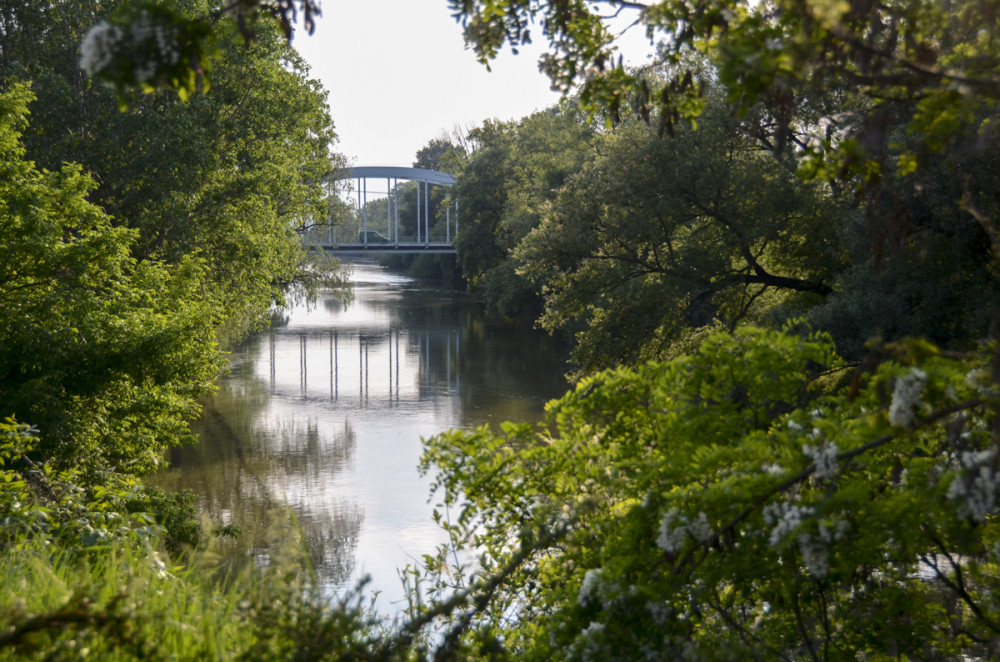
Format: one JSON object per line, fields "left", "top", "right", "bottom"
{"left": 155, "top": 260, "right": 568, "bottom": 609}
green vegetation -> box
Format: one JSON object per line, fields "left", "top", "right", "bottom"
{"left": 420, "top": 327, "right": 1000, "bottom": 659}
{"left": 0, "top": 2, "right": 362, "bottom": 657}
{"left": 1, "top": 0, "right": 1000, "bottom": 659}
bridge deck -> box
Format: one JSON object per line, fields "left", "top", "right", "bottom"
{"left": 313, "top": 243, "right": 456, "bottom": 255}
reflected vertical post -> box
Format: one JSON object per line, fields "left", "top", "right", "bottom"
{"left": 300, "top": 334, "right": 307, "bottom": 393}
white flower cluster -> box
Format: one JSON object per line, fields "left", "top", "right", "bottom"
{"left": 947, "top": 448, "right": 1000, "bottom": 522}
{"left": 79, "top": 21, "right": 122, "bottom": 76}
{"left": 803, "top": 440, "right": 839, "bottom": 479}
{"left": 79, "top": 12, "right": 182, "bottom": 82}
{"left": 762, "top": 501, "right": 813, "bottom": 547}
{"left": 577, "top": 567, "right": 628, "bottom": 610}
{"left": 889, "top": 368, "right": 927, "bottom": 428}
{"left": 569, "top": 621, "right": 606, "bottom": 662}
{"left": 656, "top": 509, "right": 712, "bottom": 554}
{"left": 965, "top": 368, "right": 991, "bottom": 393}
{"left": 131, "top": 13, "right": 181, "bottom": 81}
{"left": 577, "top": 568, "right": 602, "bottom": 607}
{"left": 645, "top": 601, "right": 671, "bottom": 626}
{"left": 762, "top": 462, "right": 785, "bottom": 476}
{"left": 764, "top": 501, "right": 847, "bottom": 577}
{"left": 795, "top": 520, "right": 848, "bottom": 578}
{"left": 803, "top": 113, "right": 856, "bottom": 151}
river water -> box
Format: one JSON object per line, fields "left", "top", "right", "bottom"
{"left": 154, "top": 260, "right": 568, "bottom": 610}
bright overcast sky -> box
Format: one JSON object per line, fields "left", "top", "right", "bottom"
{"left": 292, "top": 1, "right": 653, "bottom": 168}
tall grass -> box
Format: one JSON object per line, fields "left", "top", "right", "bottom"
{"left": 0, "top": 516, "right": 389, "bottom": 661}
{"left": 0, "top": 540, "right": 252, "bottom": 660}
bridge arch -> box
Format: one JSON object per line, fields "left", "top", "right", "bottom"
{"left": 346, "top": 166, "right": 455, "bottom": 187}
{"left": 311, "top": 166, "right": 458, "bottom": 253}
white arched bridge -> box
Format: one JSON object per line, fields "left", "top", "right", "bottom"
{"left": 303, "top": 166, "right": 458, "bottom": 255}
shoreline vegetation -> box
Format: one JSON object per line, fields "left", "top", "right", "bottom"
{"left": 3, "top": 0, "right": 1000, "bottom": 658}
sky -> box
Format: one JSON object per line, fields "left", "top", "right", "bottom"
{"left": 292, "top": 1, "right": 652, "bottom": 168}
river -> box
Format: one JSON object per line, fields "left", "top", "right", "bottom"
{"left": 154, "top": 260, "right": 569, "bottom": 611}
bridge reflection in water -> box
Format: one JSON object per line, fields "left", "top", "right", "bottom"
{"left": 156, "top": 262, "right": 569, "bottom": 611}
{"left": 269, "top": 328, "right": 461, "bottom": 406}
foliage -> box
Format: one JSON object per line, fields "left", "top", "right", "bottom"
{"left": 0, "top": 515, "right": 388, "bottom": 661}
{"left": 6, "top": 2, "right": 350, "bottom": 348}
{"left": 449, "top": 0, "right": 1000, "bottom": 166}
{"left": 419, "top": 325, "right": 1000, "bottom": 660}
{"left": 0, "top": 417, "right": 197, "bottom": 555}
{"left": 0, "top": 83, "right": 221, "bottom": 473}
{"left": 516, "top": 90, "right": 847, "bottom": 372}
{"left": 454, "top": 103, "right": 597, "bottom": 318}
{"left": 807, "top": 104, "right": 1000, "bottom": 359}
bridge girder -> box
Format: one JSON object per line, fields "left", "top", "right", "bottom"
{"left": 316, "top": 166, "right": 458, "bottom": 252}
{"left": 337, "top": 166, "right": 455, "bottom": 187}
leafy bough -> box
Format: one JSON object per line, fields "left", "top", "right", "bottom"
{"left": 416, "top": 326, "right": 1000, "bottom": 660}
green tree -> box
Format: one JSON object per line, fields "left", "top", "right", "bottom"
{"left": 0, "top": 83, "right": 219, "bottom": 474}
{"left": 517, "top": 92, "right": 845, "bottom": 372}
{"left": 419, "top": 326, "right": 1000, "bottom": 660}
{"left": 809, "top": 117, "right": 1000, "bottom": 359}
{"left": 5, "top": 0, "right": 348, "bottom": 347}
{"left": 455, "top": 103, "right": 596, "bottom": 318}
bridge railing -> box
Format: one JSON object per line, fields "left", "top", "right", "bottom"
{"left": 300, "top": 227, "right": 455, "bottom": 248}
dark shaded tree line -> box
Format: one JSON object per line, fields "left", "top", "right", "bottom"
{"left": 447, "top": 66, "right": 997, "bottom": 374}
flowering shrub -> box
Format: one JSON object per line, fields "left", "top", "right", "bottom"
{"left": 419, "top": 326, "right": 1000, "bottom": 659}
{"left": 79, "top": 4, "right": 211, "bottom": 99}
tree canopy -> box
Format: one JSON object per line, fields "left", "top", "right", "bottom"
{"left": 453, "top": 104, "right": 597, "bottom": 318}
{"left": 516, "top": 90, "right": 845, "bottom": 371}
{"left": 0, "top": 83, "right": 219, "bottom": 474}
{"left": 0, "top": 1, "right": 348, "bottom": 470}
{"left": 450, "top": 0, "right": 1000, "bottom": 158}
{"left": 418, "top": 326, "right": 1000, "bottom": 660}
